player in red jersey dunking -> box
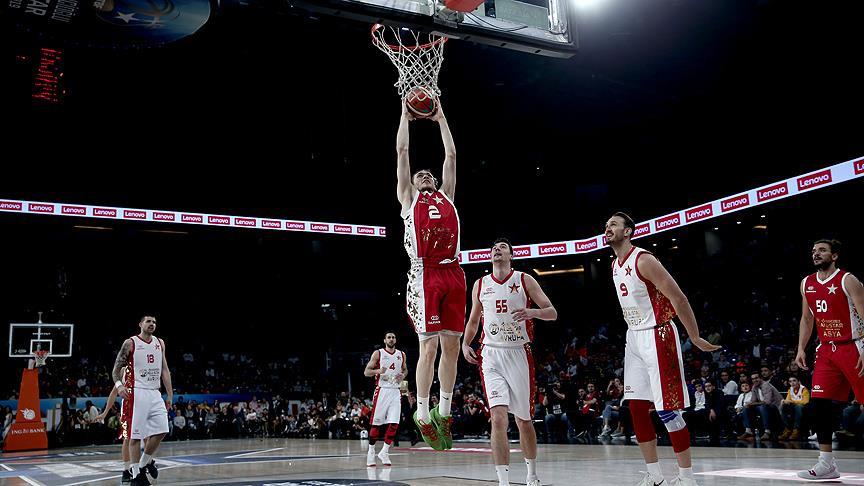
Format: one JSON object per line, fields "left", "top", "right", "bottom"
{"left": 795, "top": 239, "right": 864, "bottom": 480}
{"left": 396, "top": 101, "right": 464, "bottom": 450}
{"left": 605, "top": 213, "right": 720, "bottom": 486}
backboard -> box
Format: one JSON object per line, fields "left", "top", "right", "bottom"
{"left": 9, "top": 323, "right": 75, "bottom": 358}
{"left": 292, "top": 0, "right": 577, "bottom": 58}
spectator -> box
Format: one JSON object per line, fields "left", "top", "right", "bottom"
{"left": 760, "top": 365, "right": 784, "bottom": 391}
{"left": 778, "top": 376, "right": 809, "bottom": 441}
{"left": 839, "top": 401, "right": 863, "bottom": 437}
{"left": 599, "top": 378, "right": 623, "bottom": 438}
{"left": 543, "top": 381, "right": 568, "bottom": 443}
{"left": 740, "top": 372, "right": 782, "bottom": 440}
{"left": 173, "top": 407, "right": 187, "bottom": 440}
{"left": 719, "top": 371, "right": 738, "bottom": 397}
{"left": 735, "top": 382, "right": 756, "bottom": 439}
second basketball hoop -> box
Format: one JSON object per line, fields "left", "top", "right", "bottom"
{"left": 371, "top": 24, "right": 446, "bottom": 114}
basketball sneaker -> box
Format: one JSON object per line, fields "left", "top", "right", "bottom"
{"left": 636, "top": 472, "right": 666, "bottom": 486}
{"left": 430, "top": 405, "right": 453, "bottom": 450}
{"left": 367, "top": 448, "right": 377, "bottom": 467}
{"left": 144, "top": 460, "right": 158, "bottom": 480}
{"left": 670, "top": 476, "right": 699, "bottom": 486}
{"left": 130, "top": 469, "right": 152, "bottom": 486}
{"left": 377, "top": 449, "right": 392, "bottom": 466}
{"left": 797, "top": 458, "right": 841, "bottom": 480}
{"left": 527, "top": 479, "right": 541, "bottom": 486}
{"left": 121, "top": 468, "right": 133, "bottom": 484}
{"left": 413, "top": 410, "right": 445, "bottom": 451}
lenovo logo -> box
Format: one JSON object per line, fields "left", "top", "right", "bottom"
{"left": 93, "top": 208, "right": 117, "bottom": 217}
{"left": 513, "top": 246, "right": 532, "bottom": 258}
{"left": 539, "top": 243, "right": 568, "bottom": 255}
{"left": 757, "top": 182, "right": 788, "bottom": 202}
{"left": 797, "top": 169, "right": 832, "bottom": 191}
{"left": 469, "top": 250, "right": 491, "bottom": 262}
{"left": 181, "top": 214, "right": 203, "bottom": 223}
{"left": 334, "top": 225, "right": 353, "bottom": 233}
{"left": 357, "top": 226, "right": 375, "bottom": 235}
{"left": 61, "top": 205, "right": 86, "bottom": 215}
{"left": 633, "top": 223, "right": 651, "bottom": 237}
{"left": 721, "top": 194, "right": 750, "bottom": 212}
{"left": 208, "top": 216, "right": 230, "bottom": 225}
{"left": 0, "top": 201, "right": 23, "bottom": 211}
{"left": 123, "top": 210, "right": 146, "bottom": 220}
{"left": 28, "top": 203, "right": 54, "bottom": 213}
{"left": 153, "top": 212, "right": 175, "bottom": 221}
{"left": 234, "top": 217, "right": 257, "bottom": 227}
{"left": 855, "top": 160, "right": 864, "bottom": 175}
{"left": 310, "top": 223, "right": 329, "bottom": 232}
{"left": 655, "top": 214, "right": 681, "bottom": 230}
{"left": 285, "top": 222, "right": 306, "bottom": 230}
{"left": 575, "top": 238, "right": 598, "bottom": 252}
{"left": 685, "top": 204, "right": 713, "bottom": 222}
{"left": 261, "top": 220, "right": 281, "bottom": 229}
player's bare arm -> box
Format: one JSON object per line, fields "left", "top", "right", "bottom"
{"left": 396, "top": 104, "right": 415, "bottom": 211}
{"left": 795, "top": 278, "right": 815, "bottom": 370}
{"left": 510, "top": 274, "right": 557, "bottom": 322}
{"left": 364, "top": 350, "right": 384, "bottom": 378}
{"left": 431, "top": 103, "right": 456, "bottom": 201}
{"left": 396, "top": 352, "right": 408, "bottom": 382}
{"left": 96, "top": 384, "right": 121, "bottom": 422}
{"left": 160, "top": 338, "right": 173, "bottom": 408}
{"left": 637, "top": 253, "right": 720, "bottom": 353}
{"left": 845, "top": 273, "right": 864, "bottom": 376}
{"left": 112, "top": 339, "right": 132, "bottom": 399}
{"left": 462, "top": 279, "right": 483, "bottom": 365}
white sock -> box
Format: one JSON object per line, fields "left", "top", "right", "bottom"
{"left": 368, "top": 444, "right": 376, "bottom": 453}
{"left": 131, "top": 465, "right": 140, "bottom": 477}
{"left": 647, "top": 462, "right": 663, "bottom": 479}
{"left": 745, "top": 428, "right": 753, "bottom": 434}
{"left": 138, "top": 453, "right": 152, "bottom": 468}
{"left": 525, "top": 458, "right": 537, "bottom": 480}
{"left": 819, "top": 451, "right": 834, "bottom": 463}
{"left": 678, "top": 466, "right": 694, "bottom": 479}
{"left": 124, "top": 462, "right": 131, "bottom": 472}
{"left": 495, "top": 465, "right": 510, "bottom": 485}
{"left": 418, "top": 396, "right": 430, "bottom": 423}
{"left": 440, "top": 391, "right": 453, "bottom": 416}
{"left": 381, "top": 443, "right": 390, "bottom": 454}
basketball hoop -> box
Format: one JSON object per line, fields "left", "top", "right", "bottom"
{"left": 371, "top": 24, "right": 447, "bottom": 99}
{"left": 33, "top": 350, "right": 50, "bottom": 368}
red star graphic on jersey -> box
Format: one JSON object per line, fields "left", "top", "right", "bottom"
{"left": 625, "top": 266, "right": 633, "bottom": 276}
{"left": 509, "top": 282, "right": 520, "bottom": 293}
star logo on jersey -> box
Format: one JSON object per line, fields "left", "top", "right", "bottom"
{"left": 828, "top": 284, "right": 837, "bottom": 294}
{"left": 625, "top": 266, "right": 633, "bottom": 276}
{"left": 509, "top": 282, "right": 520, "bottom": 293}
{"left": 433, "top": 195, "right": 444, "bottom": 204}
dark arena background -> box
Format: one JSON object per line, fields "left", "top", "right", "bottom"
{"left": 1, "top": 0, "right": 863, "bottom": 484}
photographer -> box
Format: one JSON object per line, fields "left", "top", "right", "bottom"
{"left": 543, "top": 381, "right": 568, "bottom": 443}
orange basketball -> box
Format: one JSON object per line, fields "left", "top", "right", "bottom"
{"left": 405, "top": 86, "right": 438, "bottom": 118}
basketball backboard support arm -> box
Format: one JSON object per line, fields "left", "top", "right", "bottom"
{"left": 289, "top": 0, "right": 577, "bottom": 58}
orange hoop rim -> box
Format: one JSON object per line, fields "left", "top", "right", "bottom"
{"left": 371, "top": 24, "right": 447, "bottom": 53}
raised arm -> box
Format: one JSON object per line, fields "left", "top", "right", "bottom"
{"left": 160, "top": 339, "right": 173, "bottom": 408}
{"left": 795, "top": 278, "right": 815, "bottom": 370}
{"left": 431, "top": 104, "right": 456, "bottom": 200}
{"left": 637, "top": 254, "right": 720, "bottom": 353}
{"left": 396, "top": 105, "right": 415, "bottom": 210}
{"left": 462, "top": 278, "right": 483, "bottom": 365}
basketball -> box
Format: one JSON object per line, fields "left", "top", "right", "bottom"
{"left": 405, "top": 86, "right": 438, "bottom": 118}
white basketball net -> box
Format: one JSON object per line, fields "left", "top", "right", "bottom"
{"left": 34, "top": 350, "right": 49, "bottom": 368}
{"left": 371, "top": 24, "right": 447, "bottom": 99}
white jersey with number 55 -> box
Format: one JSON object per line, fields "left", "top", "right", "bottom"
{"left": 478, "top": 270, "right": 534, "bottom": 347}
